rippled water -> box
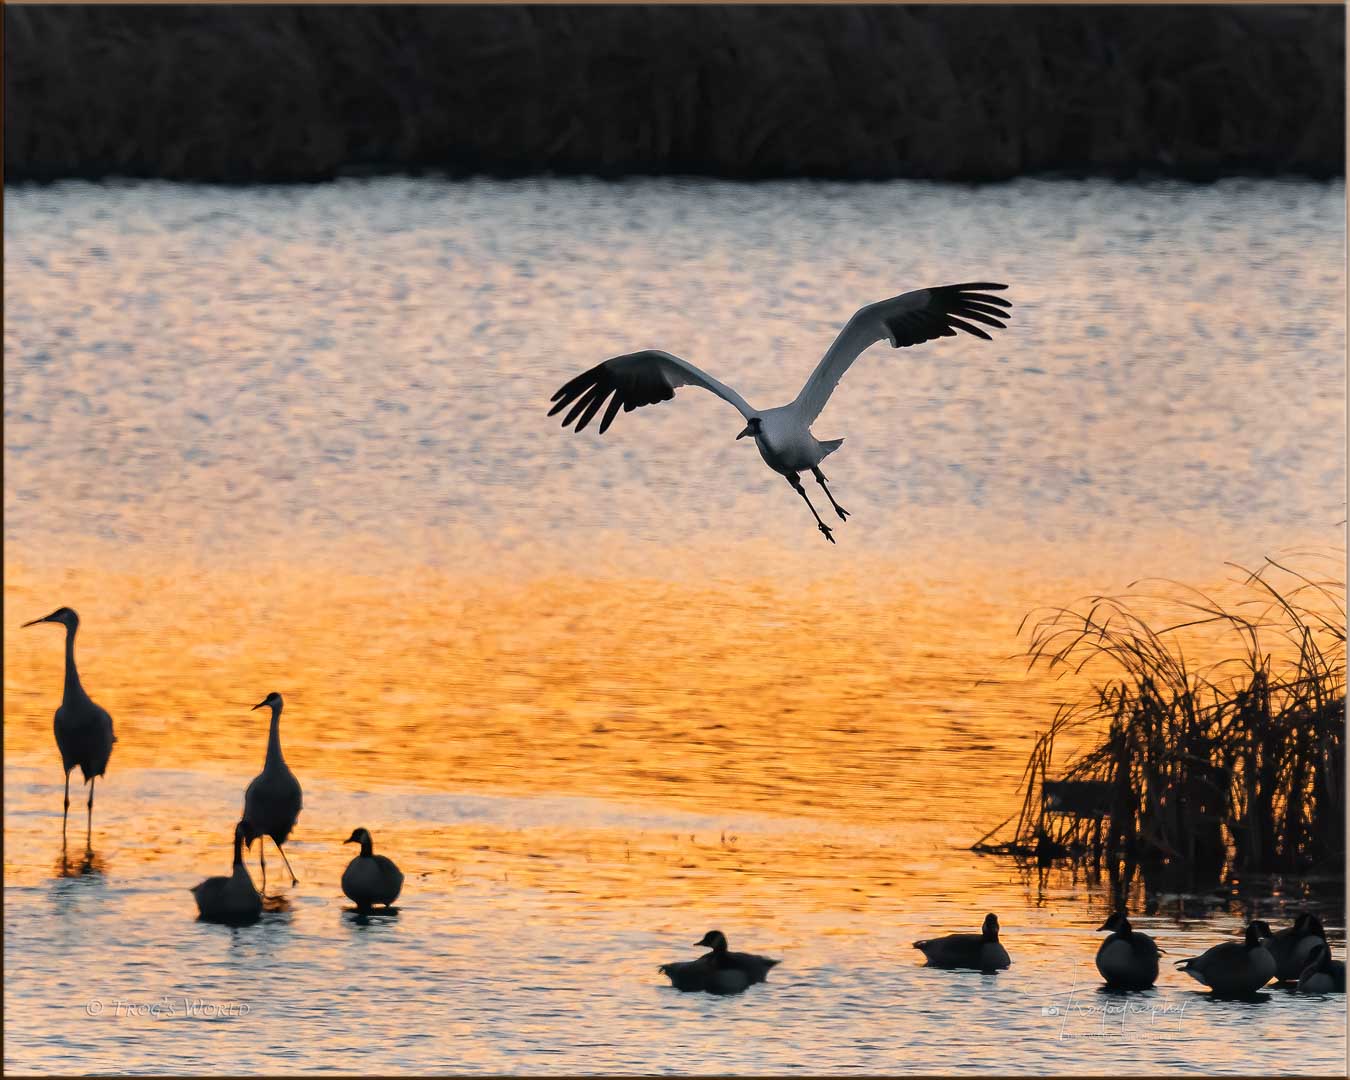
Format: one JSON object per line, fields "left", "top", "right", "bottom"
{"left": 4, "top": 177, "right": 1345, "bottom": 1073}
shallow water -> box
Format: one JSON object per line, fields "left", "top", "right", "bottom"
{"left": 4, "top": 177, "right": 1346, "bottom": 1073}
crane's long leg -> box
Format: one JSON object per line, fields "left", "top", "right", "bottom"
{"left": 62, "top": 771, "right": 71, "bottom": 837}
{"left": 258, "top": 842, "right": 268, "bottom": 894}
{"left": 86, "top": 777, "right": 95, "bottom": 842}
{"left": 787, "top": 473, "right": 835, "bottom": 543}
{"left": 275, "top": 842, "right": 299, "bottom": 887}
{"left": 811, "top": 467, "right": 850, "bottom": 521}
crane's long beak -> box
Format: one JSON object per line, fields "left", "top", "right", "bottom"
{"left": 250, "top": 699, "right": 267, "bottom": 711}
{"left": 22, "top": 615, "right": 56, "bottom": 627}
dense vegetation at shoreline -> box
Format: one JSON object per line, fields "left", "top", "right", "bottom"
{"left": 5, "top": 5, "right": 1344, "bottom": 184}
{"left": 977, "top": 557, "right": 1345, "bottom": 894}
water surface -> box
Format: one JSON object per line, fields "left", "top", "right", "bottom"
{"left": 4, "top": 177, "right": 1345, "bottom": 1073}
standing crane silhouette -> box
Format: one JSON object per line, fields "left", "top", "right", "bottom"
{"left": 22, "top": 607, "right": 116, "bottom": 840}
{"left": 240, "top": 692, "right": 303, "bottom": 892}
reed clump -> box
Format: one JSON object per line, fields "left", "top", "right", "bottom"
{"left": 5, "top": 5, "right": 1344, "bottom": 184}
{"left": 975, "top": 556, "right": 1345, "bottom": 889}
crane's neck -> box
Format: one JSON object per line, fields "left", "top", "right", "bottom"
{"left": 62, "top": 624, "right": 86, "bottom": 700}
{"left": 264, "top": 703, "right": 286, "bottom": 769}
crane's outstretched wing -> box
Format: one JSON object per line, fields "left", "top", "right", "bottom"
{"left": 549, "top": 350, "right": 755, "bottom": 434}
{"left": 792, "top": 283, "right": 1011, "bottom": 425}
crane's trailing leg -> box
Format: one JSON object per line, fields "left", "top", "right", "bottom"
{"left": 276, "top": 842, "right": 299, "bottom": 887}
{"left": 63, "top": 771, "right": 71, "bottom": 836}
{"left": 787, "top": 473, "right": 835, "bottom": 543}
{"left": 86, "top": 777, "right": 95, "bottom": 840}
{"left": 811, "top": 467, "right": 849, "bottom": 521}
{"left": 258, "top": 841, "right": 268, "bottom": 894}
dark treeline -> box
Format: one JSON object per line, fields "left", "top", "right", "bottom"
{"left": 5, "top": 4, "right": 1345, "bottom": 184}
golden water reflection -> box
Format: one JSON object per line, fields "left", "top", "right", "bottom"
{"left": 4, "top": 555, "right": 1083, "bottom": 834}
{"left": 5, "top": 549, "right": 1344, "bottom": 1074}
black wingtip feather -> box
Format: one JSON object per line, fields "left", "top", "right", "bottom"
{"left": 549, "top": 353, "right": 684, "bottom": 434}
{"left": 945, "top": 316, "right": 992, "bottom": 340}
{"left": 881, "top": 283, "right": 1014, "bottom": 348}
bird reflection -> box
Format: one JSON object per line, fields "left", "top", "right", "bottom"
{"left": 345, "top": 907, "right": 401, "bottom": 929}
{"left": 55, "top": 840, "right": 106, "bottom": 879}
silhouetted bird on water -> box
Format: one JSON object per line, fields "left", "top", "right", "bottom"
{"left": 1094, "top": 911, "right": 1159, "bottom": 990}
{"left": 341, "top": 827, "right": 404, "bottom": 912}
{"left": 659, "top": 930, "right": 780, "bottom": 995}
{"left": 241, "top": 692, "right": 303, "bottom": 891}
{"left": 191, "top": 821, "right": 263, "bottom": 925}
{"left": 1296, "top": 941, "right": 1345, "bottom": 994}
{"left": 914, "top": 912, "right": 1011, "bottom": 970}
{"left": 1264, "top": 912, "right": 1327, "bottom": 982}
{"left": 550, "top": 283, "right": 1011, "bottom": 542}
{"left": 1175, "top": 921, "right": 1276, "bottom": 996}
{"left": 23, "top": 607, "right": 116, "bottom": 839}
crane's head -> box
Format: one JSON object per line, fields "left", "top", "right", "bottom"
{"left": 735, "top": 418, "right": 763, "bottom": 441}
{"left": 344, "top": 827, "right": 372, "bottom": 847}
{"left": 22, "top": 607, "right": 79, "bottom": 630}
{"left": 251, "top": 691, "right": 284, "bottom": 712}
{"left": 695, "top": 929, "right": 728, "bottom": 951}
{"left": 1097, "top": 911, "right": 1130, "bottom": 933}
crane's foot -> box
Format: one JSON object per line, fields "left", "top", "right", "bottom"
{"left": 833, "top": 505, "right": 850, "bottom": 522}
{"left": 818, "top": 523, "right": 836, "bottom": 544}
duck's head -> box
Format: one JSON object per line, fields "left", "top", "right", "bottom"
{"left": 735, "top": 418, "right": 763, "bottom": 441}
{"left": 23, "top": 606, "right": 79, "bottom": 631}
{"left": 1097, "top": 911, "right": 1131, "bottom": 934}
{"left": 251, "top": 691, "right": 284, "bottom": 712}
{"left": 1295, "top": 912, "right": 1326, "bottom": 938}
{"left": 1246, "top": 920, "right": 1274, "bottom": 947}
{"left": 1306, "top": 940, "right": 1331, "bottom": 969}
{"left": 344, "top": 827, "right": 372, "bottom": 847}
{"left": 982, "top": 913, "right": 1001, "bottom": 941}
{"left": 696, "top": 929, "right": 728, "bottom": 952}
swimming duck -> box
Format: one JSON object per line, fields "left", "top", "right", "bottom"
{"left": 341, "top": 827, "right": 404, "bottom": 912}
{"left": 191, "top": 821, "right": 263, "bottom": 925}
{"left": 914, "top": 913, "right": 1010, "bottom": 970}
{"left": 1265, "top": 913, "right": 1327, "bottom": 982}
{"left": 1295, "top": 941, "right": 1345, "bottom": 994}
{"left": 1174, "top": 921, "right": 1276, "bottom": 996}
{"left": 659, "top": 930, "right": 780, "bottom": 995}
{"left": 1095, "top": 911, "right": 1159, "bottom": 990}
